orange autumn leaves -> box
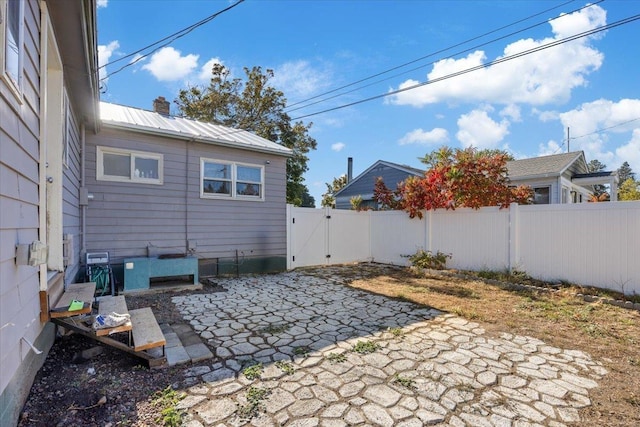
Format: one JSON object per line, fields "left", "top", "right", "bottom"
{"left": 374, "top": 147, "right": 532, "bottom": 218}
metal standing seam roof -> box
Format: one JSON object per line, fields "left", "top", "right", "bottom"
{"left": 99, "top": 102, "right": 292, "bottom": 157}
{"left": 506, "top": 151, "right": 584, "bottom": 179}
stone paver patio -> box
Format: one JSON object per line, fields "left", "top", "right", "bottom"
{"left": 171, "top": 270, "right": 607, "bottom": 426}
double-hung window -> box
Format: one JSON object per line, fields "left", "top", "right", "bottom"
{"left": 97, "top": 146, "right": 163, "bottom": 185}
{"left": 201, "top": 158, "right": 264, "bottom": 200}
{"left": 1, "top": 0, "right": 24, "bottom": 96}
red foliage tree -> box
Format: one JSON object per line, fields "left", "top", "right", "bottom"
{"left": 374, "top": 147, "right": 532, "bottom": 218}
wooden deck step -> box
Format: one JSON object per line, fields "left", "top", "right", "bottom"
{"left": 129, "top": 307, "right": 166, "bottom": 352}
{"left": 96, "top": 296, "right": 132, "bottom": 337}
{"left": 50, "top": 282, "right": 96, "bottom": 318}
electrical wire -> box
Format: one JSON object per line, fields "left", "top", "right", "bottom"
{"left": 291, "top": 14, "right": 640, "bottom": 121}
{"left": 554, "top": 116, "right": 640, "bottom": 153}
{"left": 99, "top": 0, "right": 245, "bottom": 82}
{"left": 284, "top": 0, "right": 589, "bottom": 112}
{"left": 571, "top": 117, "right": 640, "bottom": 140}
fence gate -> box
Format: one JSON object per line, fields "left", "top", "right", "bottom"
{"left": 287, "top": 206, "right": 329, "bottom": 269}
{"left": 287, "top": 205, "right": 372, "bottom": 269}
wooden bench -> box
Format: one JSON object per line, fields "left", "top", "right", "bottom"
{"left": 130, "top": 307, "right": 166, "bottom": 352}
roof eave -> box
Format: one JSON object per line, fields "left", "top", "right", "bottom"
{"left": 101, "top": 121, "right": 293, "bottom": 157}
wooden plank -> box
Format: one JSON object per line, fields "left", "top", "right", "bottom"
{"left": 129, "top": 307, "right": 166, "bottom": 352}
{"left": 95, "top": 295, "right": 132, "bottom": 337}
{"left": 98, "top": 295, "right": 128, "bottom": 315}
{"left": 50, "top": 282, "right": 96, "bottom": 318}
{"left": 50, "top": 317, "right": 167, "bottom": 368}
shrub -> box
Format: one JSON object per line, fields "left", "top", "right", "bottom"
{"left": 407, "top": 249, "right": 451, "bottom": 270}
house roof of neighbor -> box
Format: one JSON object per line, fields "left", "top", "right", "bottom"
{"left": 100, "top": 102, "right": 292, "bottom": 157}
{"left": 506, "top": 151, "right": 585, "bottom": 179}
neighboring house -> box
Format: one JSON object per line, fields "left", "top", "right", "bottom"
{"left": 1, "top": 1, "right": 99, "bottom": 424}
{"left": 506, "top": 151, "right": 618, "bottom": 204}
{"left": 86, "top": 100, "right": 292, "bottom": 278}
{"left": 334, "top": 160, "right": 423, "bottom": 209}
{"left": 333, "top": 152, "right": 619, "bottom": 210}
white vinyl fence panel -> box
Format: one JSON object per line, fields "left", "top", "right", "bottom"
{"left": 370, "top": 211, "right": 426, "bottom": 265}
{"left": 430, "top": 207, "right": 511, "bottom": 272}
{"left": 516, "top": 202, "right": 640, "bottom": 293}
{"left": 287, "top": 201, "right": 640, "bottom": 295}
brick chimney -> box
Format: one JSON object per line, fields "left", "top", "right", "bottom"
{"left": 152, "top": 96, "right": 170, "bottom": 116}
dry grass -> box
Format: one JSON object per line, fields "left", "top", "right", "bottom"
{"left": 307, "top": 263, "right": 640, "bottom": 427}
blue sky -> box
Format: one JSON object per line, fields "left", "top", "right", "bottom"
{"left": 97, "top": 0, "right": 640, "bottom": 205}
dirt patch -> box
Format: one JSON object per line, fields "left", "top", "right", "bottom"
{"left": 17, "top": 265, "right": 640, "bottom": 426}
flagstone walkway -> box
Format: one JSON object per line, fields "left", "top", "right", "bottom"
{"left": 170, "top": 271, "right": 607, "bottom": 426}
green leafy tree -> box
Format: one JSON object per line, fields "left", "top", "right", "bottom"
{"left": 300, "top": 187, "right": 316, "bottom": 208}
{"left": 477, "top": 148, "right": 515, "bottom": 161}
{"left": 321, "top": 175, "right": 348, "bottom": 208}
{"left": 618, "top": 178, "right": 640, "bottom": 201}
{"left": 375, "top": 146, "right": 532, "bottom": 218}
{"left": 175, "top": 64, "right": 317, "bottom": 206}
{"left": 587, "top": 159, "right": 608, "bottom": 197}
{"left": 617, "top": 161, "right": 635, "bottom": 183}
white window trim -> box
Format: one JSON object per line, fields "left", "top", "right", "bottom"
{"left": 97, "top": 146, "right": 164, "bottom": 185}
{"left": 0, "top": 0, "right": 25, "bottom": 102}
{"left": 200, "top": 158, "right": 265, "bottom": 201}
{"left": 532, "top": 186, "right": 551, "bottom": 205}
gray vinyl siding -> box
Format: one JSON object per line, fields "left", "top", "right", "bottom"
{"left": 335, "top": 164, "right": 420, "bottom": 209}
{"left": 85, "top": 128, "right": 288, "bottom": 264}
{"left": 0, "top": 0, "right": 43, "bottom": 422}
{"left": 62, "top": 105, "right": 83, "bottom": 283}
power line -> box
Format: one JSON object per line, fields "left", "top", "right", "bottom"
{"left": 285, "top": 0, "right": 599, "bottom": 113}
{"left": 291, "top": 14, "right": 640, "bottom": 121}
{"left": 571, "top": 117, "right": 640, "bottom": 140}
{"left": 99, "top": 0, "right": 245, "bottom": 82}
{"left": 554, "top": 116, "right": 640, "bottom": 154}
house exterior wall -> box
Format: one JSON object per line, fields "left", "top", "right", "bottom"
{"left": 0, "top": 2, "right": 86, "bottom": 424}
{"left": 85, "top": 127, "right": 288, "bottom": 278}
{"left": 62, "top": 106, "right": 83, "bottom": 283}
{"left": 335, "top": 164, "right": 420, "bottom": 209}
{"left": 0, "top": 2, "right": 46, "bottom": 424}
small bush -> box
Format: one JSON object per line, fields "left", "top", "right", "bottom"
{"left": 406, "top": 249, "right": 451, "bottom": 270}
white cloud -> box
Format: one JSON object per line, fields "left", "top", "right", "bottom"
{"left": 559, "top": 99, "right": 640, "bottom": 137}
{"left": 389, "top": 5, "right": 606, "bottom": 107}
{"left": 456, "top": 109, "right": 510, "bottom": 149}
{"left": 500, "top": 104, "right": 521, "bottom": 122}
{"left": 142, "top": 47, "right": 199, "bottom": 82}
{"left": 97, "top": 40, "right": 119, "bottom": 82}
{"left": 198, "top": 57, "right": 224, "bottom": 82}
{"left": 97, "top": 0, "right": 108, "bottom": 8}
{"left": 271, "top": 60, "right": 332, "bottom": 101}
{"left": 331, "top": 142, "right": 346, "bottom": 152}
{"left": 536, "top": 109, "right": 559, "bottom": 122}
{"left": 557, "top": 98, "right": 640, "bottom": 170}
{"left": 398, "top": 128, "right": 449, "bottom": 146}
{"left": 538, "top": 140, "right": 564, "bottom": 156}
{"left": 615, "top": 130, "right": 640, "bottom": 173}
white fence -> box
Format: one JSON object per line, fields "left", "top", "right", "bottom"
{"left": 287, "top": 202, "right": 640, "bottom": 295}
